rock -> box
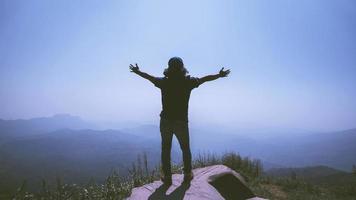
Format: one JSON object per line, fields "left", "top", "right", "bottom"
{"left": 127, "top": 164, "right": 267, "bottom": 200}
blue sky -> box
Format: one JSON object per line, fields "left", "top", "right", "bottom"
{"left": 0, "top": 0, "right": 355, "bottom": 131}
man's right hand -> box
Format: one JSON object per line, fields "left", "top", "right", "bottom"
{"left": 129, "top": 64, "right": 156, "bottom": 83}
{"left": 129, "top": 63, "right": 140, "bottom": 73}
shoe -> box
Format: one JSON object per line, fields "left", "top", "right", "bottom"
{"left": 161, "top": 175, "right": 172, "bottom": 185}
{"left": 183, "top": 172, "right": 194, "bottom": 183}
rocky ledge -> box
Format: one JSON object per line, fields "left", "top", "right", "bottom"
{"left": 127, "top": 164, "right": 267, "bottom": 200}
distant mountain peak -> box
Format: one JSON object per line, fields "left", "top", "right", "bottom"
{"left": 52, "top": 113, "right": 79, "bottom": 118}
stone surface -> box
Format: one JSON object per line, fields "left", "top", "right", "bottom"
{"left": 127, "top": 165, "right": 267, "bottom": 200}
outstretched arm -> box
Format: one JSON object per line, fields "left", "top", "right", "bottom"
{"left": 200, "top": 67, "right": 230, "bottom": 84}
{"left": 129, "top": 63, "right": 156, "bottom": 83}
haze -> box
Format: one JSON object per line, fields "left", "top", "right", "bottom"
{"left": 1, "top": 0, "right": 356, "bottom": 131}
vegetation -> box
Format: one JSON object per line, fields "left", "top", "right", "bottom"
{"left": 248, "top": 175, "right": 356, "bottom": 200}
{"left": 8, "top": 152, "right": 356, "bottom": 200}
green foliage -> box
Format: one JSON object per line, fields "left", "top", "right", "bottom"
{"left": 248, "top": 174, "right": 356, "bottom": 200}
{"left": 221, "top": 152, "right": 262, "bottom": 179}
{"left": 192, "top": 152, "right": 263, "bottom": 180}
{"left": 9, "top": 152, "right": 356, "bottom": 200}
{"left": 11, "top": 153, "right": 155, "bottom": 200}
{"left": 12, "top": 173, "right": 132, "bottom": 200}
{"left": 10, "top": 152, "right": 262, "bottom": 200}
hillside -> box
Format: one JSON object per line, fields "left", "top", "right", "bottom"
{"left": 267, "top": 165, "right": 347, "bottom": 178}
{"left": 6, "top": 151, "right": 356, "bottom": 200}
{"left": 0, "top": 114, "right": 94, "bottom": 142}
{"left": 0, "top": 128, "right": 162, "bottom": 195}
{"left": 1, "top": 115, "right": 356, "bottom": 198}
{"left": 266, "top": 165, "right": 356, "bottom": 187}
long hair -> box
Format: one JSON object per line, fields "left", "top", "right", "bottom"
{"left": 163, "top": 57, "right": 188, "bottom": 78}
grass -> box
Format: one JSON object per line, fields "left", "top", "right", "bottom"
{"left": 248, "top": 173, "right": 356, "bottom": 200}
{"left": 9, "top": 152, "right": 356, "bottom": 200}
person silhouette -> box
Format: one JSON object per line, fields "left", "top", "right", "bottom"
{"left": 129, "top": 57, "right": 230, "bottom": 185}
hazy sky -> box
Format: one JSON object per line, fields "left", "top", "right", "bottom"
{"left": 1, "top": 0, "right": 355, "bottom": 131}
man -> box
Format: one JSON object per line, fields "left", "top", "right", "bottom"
{"left": 129, "top": 57, "right": 230, "bottom": 185}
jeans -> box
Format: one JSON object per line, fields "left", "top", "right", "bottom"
{"left": 160, "top": 118, "right": 192, "bottom": 176}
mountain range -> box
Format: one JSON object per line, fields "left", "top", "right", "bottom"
{"left": 0, "top": 114, "right": 355, "bottom": 195}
